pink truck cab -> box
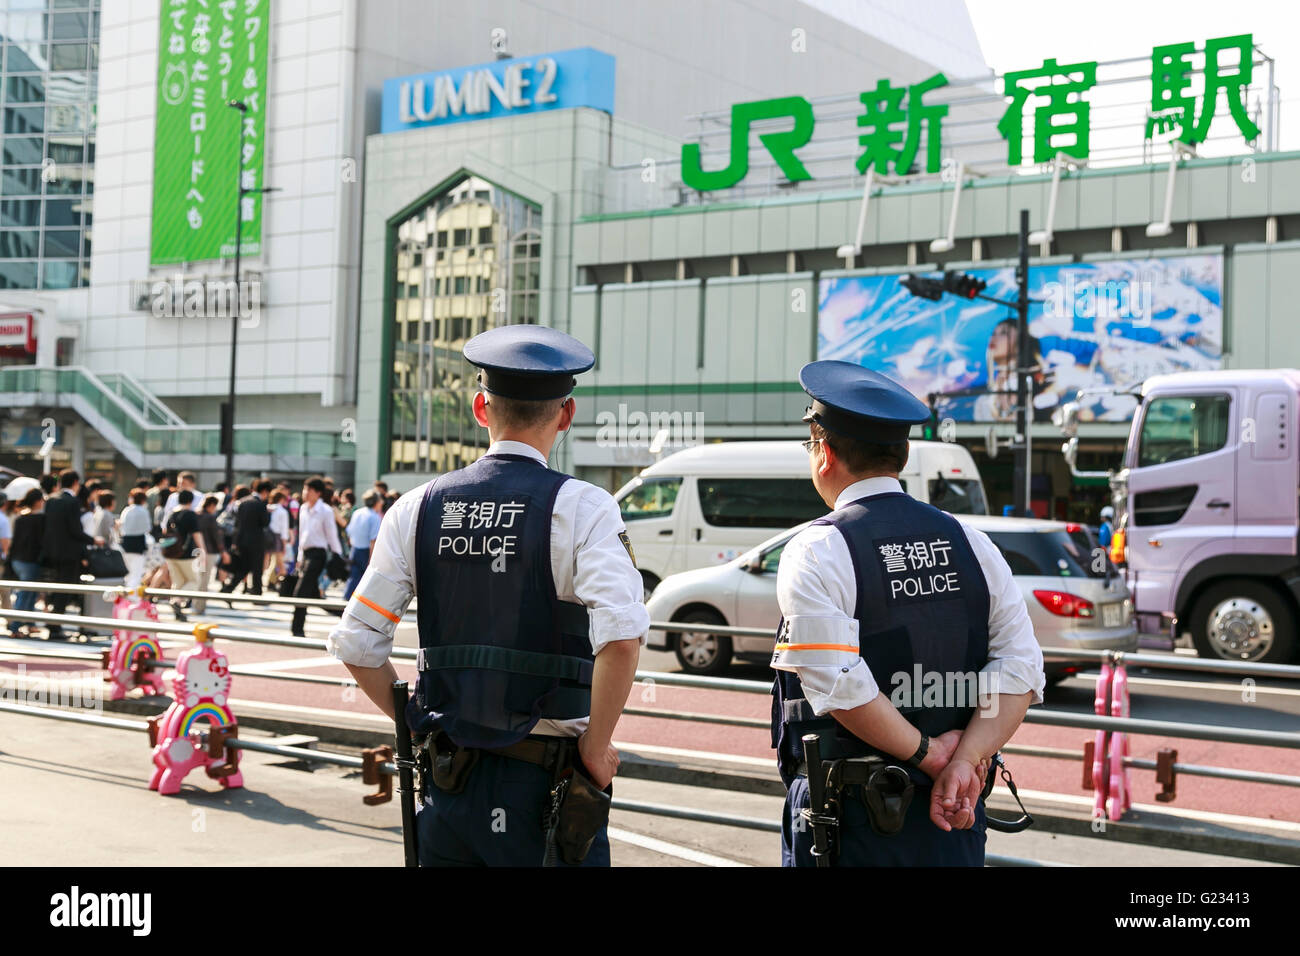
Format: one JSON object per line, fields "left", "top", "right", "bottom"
{"left": 1113, "top": 369, "right": 1300, "bottom": 663}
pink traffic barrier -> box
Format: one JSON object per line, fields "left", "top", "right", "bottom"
{"left": 147, "top": 624, "right": 243, "bottom": 796}
{"left": 1091, "top": 657, "right": 1112, "bottom": 820}
{"left": 106, "top": 590, "right": 165, "bottom": 701}
{"left": 1090, "top": 652, "right": 1132, "bottom": 821}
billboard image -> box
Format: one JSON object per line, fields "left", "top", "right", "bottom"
{"left": 151, "top": 0, "right": 271, "bottom": 265}
{"left": 818, "top": 255, "right": 1223, "bottom": 423}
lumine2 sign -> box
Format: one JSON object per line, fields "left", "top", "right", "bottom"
{"left": 683, "top": 34, "right": 1263, "bottom": 191}
{"left": 380, "top": 47, "right": 615, "bottom": 133}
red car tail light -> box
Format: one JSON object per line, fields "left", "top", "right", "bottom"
{"left": 1033, "top": 589, "right": 1096, "bottom": 618}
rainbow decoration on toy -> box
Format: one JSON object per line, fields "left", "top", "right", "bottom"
{"left": 148, "top": 623, "right": 243, "bottom": 796}
{"left": 107, "top": 590, "right": 165, "bottom": 700}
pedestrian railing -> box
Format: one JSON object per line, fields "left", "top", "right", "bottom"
{"left": 2, "top": 591, "right": 1299, "bottom": 865}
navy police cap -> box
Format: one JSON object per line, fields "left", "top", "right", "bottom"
{"left": 799, "top": 360, "right": 930, "bottom": 445}
{"left": 464, "top": 325, "right": 596, "bottom": 401}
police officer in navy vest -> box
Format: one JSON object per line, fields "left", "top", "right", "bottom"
{"left": 772, "top": 361, "right": 1044, "bottom": 866}
{"left": 328, "top": 326, "right": 646, "bottom": 866}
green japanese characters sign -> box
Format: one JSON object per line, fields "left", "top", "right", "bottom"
{"left": 682, "top": 33, "right": 1263, "bottom": 192}
{"left": 150, "top": 0, "right": 270, "bottom": 266}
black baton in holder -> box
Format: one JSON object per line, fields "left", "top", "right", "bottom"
{"left": 801, "top": 733, "right": 834, "bottom": 868}
{"left": 391, "top": 680, "right": 419, "bottom": 868}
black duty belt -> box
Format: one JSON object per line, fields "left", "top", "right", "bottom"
{"left": 485, "top": 735, "right": 575, "bottom": 772}
{"left": 796, "top": 757, "right": 889, "bottom": 786}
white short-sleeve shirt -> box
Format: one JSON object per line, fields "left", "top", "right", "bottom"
{"left": 770, "top": 476, "right": 1045, "bottom": 716}
{"left": 326, "top": 439, "right": 649, "bottom": 737}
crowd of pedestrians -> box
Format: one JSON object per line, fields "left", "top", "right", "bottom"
{"left": 1, "top": 467, "right": 400, "bottom": 640}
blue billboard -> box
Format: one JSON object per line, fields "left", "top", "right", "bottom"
{"left": 818, "top": 255, "right": 1223, "bottom": 423}
{"left": 381, "top": 47, "right": 615, "bottom": 133}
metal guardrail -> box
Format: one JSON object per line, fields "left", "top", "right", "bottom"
{"left": 3, "top": 594, "right": 1300, "bottom": 858}
{"left": 0, "top": 578, "right": 347, "bottom": 610}
{"left": 9, "top": 580, "right": 1299, "bottom": 681}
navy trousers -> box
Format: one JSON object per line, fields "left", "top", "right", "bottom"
{"left": 782, "top": 773, "right": 985, "bottom": 866}
{"left": 416, "top": 750, "right": 611, "bottom": 867}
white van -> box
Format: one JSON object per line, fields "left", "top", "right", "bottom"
{"left": 614, "top": 440, "right": 988, "bottom": 593}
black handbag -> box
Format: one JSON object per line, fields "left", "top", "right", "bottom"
{"left": 85, "top": 546, "right": 128, "bottom": 579}
{"left": 326, "top": 551, "right": 348, "bottom": 581}
{"left": 278, "top": 572, "right": 299, "bottom": 597}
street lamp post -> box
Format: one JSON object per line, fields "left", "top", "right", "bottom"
{"left": 222, "top": 99, "right": 275, "bottom": 490}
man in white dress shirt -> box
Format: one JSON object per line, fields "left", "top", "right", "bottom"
{"left": 771, "top": 360, "right": 1044, "bottom": 866}
{"left": 326, "top": 325, "right": 644, "bottom": 866}
{"left": 290, "top": 476, "right": 342, "bottom": 636}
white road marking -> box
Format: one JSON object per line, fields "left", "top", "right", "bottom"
{"left": 1013, "top": 787, "right": 1300, "bottom": 834}
{"left": 230, "top": 656, "right": 344, "bottom": 674}
{"left": 614, "top": 740, "right": 775, "bottom": 768}
{"left": 606, "top": 825, "right": 750, "bottom": 866}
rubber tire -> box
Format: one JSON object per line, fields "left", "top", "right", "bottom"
{"left": 671, "top": 608, "right": 733, "bottom": 676}
{"left": 1188, "top": 579, "right": 1298, "bottom": 664}
{"left": 640, "top": 571, "right": 660, "bottom": 603}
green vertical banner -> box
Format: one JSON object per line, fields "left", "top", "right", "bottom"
{"left": 150, "top": 0, "right": 270, "bottom": 265}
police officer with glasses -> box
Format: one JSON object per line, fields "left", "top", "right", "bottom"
{"left": 327, "top": 325, "right": 646, "bottom": 867}
{"left": 772, "top": 360, "right": 1044, "bottom": 866}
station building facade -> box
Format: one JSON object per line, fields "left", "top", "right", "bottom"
{"left": 0, "top": 0, "right": 991, "bottom": 492}
{"left": 358, "top": 36, "right": 1300, "bottom": 518}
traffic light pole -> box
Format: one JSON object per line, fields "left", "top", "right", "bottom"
{"left": 1014, "top": 207, "right": 1031, "bottom": 518}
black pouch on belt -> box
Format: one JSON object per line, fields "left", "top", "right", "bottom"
{"left": 554, "top": 767, "right": 612, "bottom": 865}
{"left": 431, "top": 733, "right": 479, "bottom": 794}
{"left": 861, "top": 764, "right": 915, "bottom": 836}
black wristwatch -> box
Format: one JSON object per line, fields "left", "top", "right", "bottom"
{"left": 906, "top": 733, "right": 930, "bottom": 768}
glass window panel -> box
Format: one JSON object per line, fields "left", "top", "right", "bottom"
{"left": 45, "top": 71, "right": 90, "bottom": 104}
{"left": 42, "top": 228, "right": 80, "bottom": 257}
{"left": 43, "top": 198, "right": 78, "bottom": 225}
{"left": 697, "top": 478, "right": 828, "bottom": 528}
{"left": 1, "top": 199, "right": 40, "bottom": 226}
{"left": 5, "top": 106, "right": 45, "bottom": 134}
{"left": 81, "top": 231, "right": 90, "bottom": 258}
{"left": 51, "top": 13, "right": 91, "bottom": 40}
{"left": 0, "top": 260, "right": 37, "bottom": 288}
{"left": 46, "top": 137, "right": 83, "bottom": 164}
{"left": 88, "top": 41, "right": 98, "bottom": 69}
{"left": 49, "top": 42, "right": 87, "bottom": 71}
{"left": 44, "top": 168, "right": 84, "bottom": 194}
{"left": 1, "top": 168, "right": 41, "bottom": 195}
{"left": 0, "top": 230, "right": 39, "bottom": 257}
{"left": 1137, "top": 395, "right": 1232, "bottom": 467}
{"left": 46, "top": 102, "right": 86, "bottom": 132}
{"left": 6, "top": 74, "right": 44, "bottom": 102}
{"left": 42, "top": 260, "right": 80, "bottom": 289}
{"left": 6, "top": 13, "right": 47, "bottom": 42}
{"left": 6, "top": 42, "right": 49, "bottom": 73}
{"left": 3, "top": 136, "right": 43, "bottom": 165}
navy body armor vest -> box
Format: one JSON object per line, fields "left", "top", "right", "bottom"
{"left": 409, "top": 453, "right": 594, "bottom": 749}
{"left": 772, "top": 492, "right": 991, "bottom": 785}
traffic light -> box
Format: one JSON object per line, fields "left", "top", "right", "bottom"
{"left": 942, "top": 270, "right": 988, "bottom": 299}
{"left": 921, "top": 405, "right": 939, "bottom": 440}
{"left": 900, "top": 273, "right": 944, "bottom": 301}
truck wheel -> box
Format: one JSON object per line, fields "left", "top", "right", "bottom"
{"left": 640, "top": 571, "right": 660, "bottom": 603}
{"left": 671, "top": 608, "right": 733, "bottom": 676}
{"left": 1188, "top": 580, "right": 1297, "bottom": 664}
